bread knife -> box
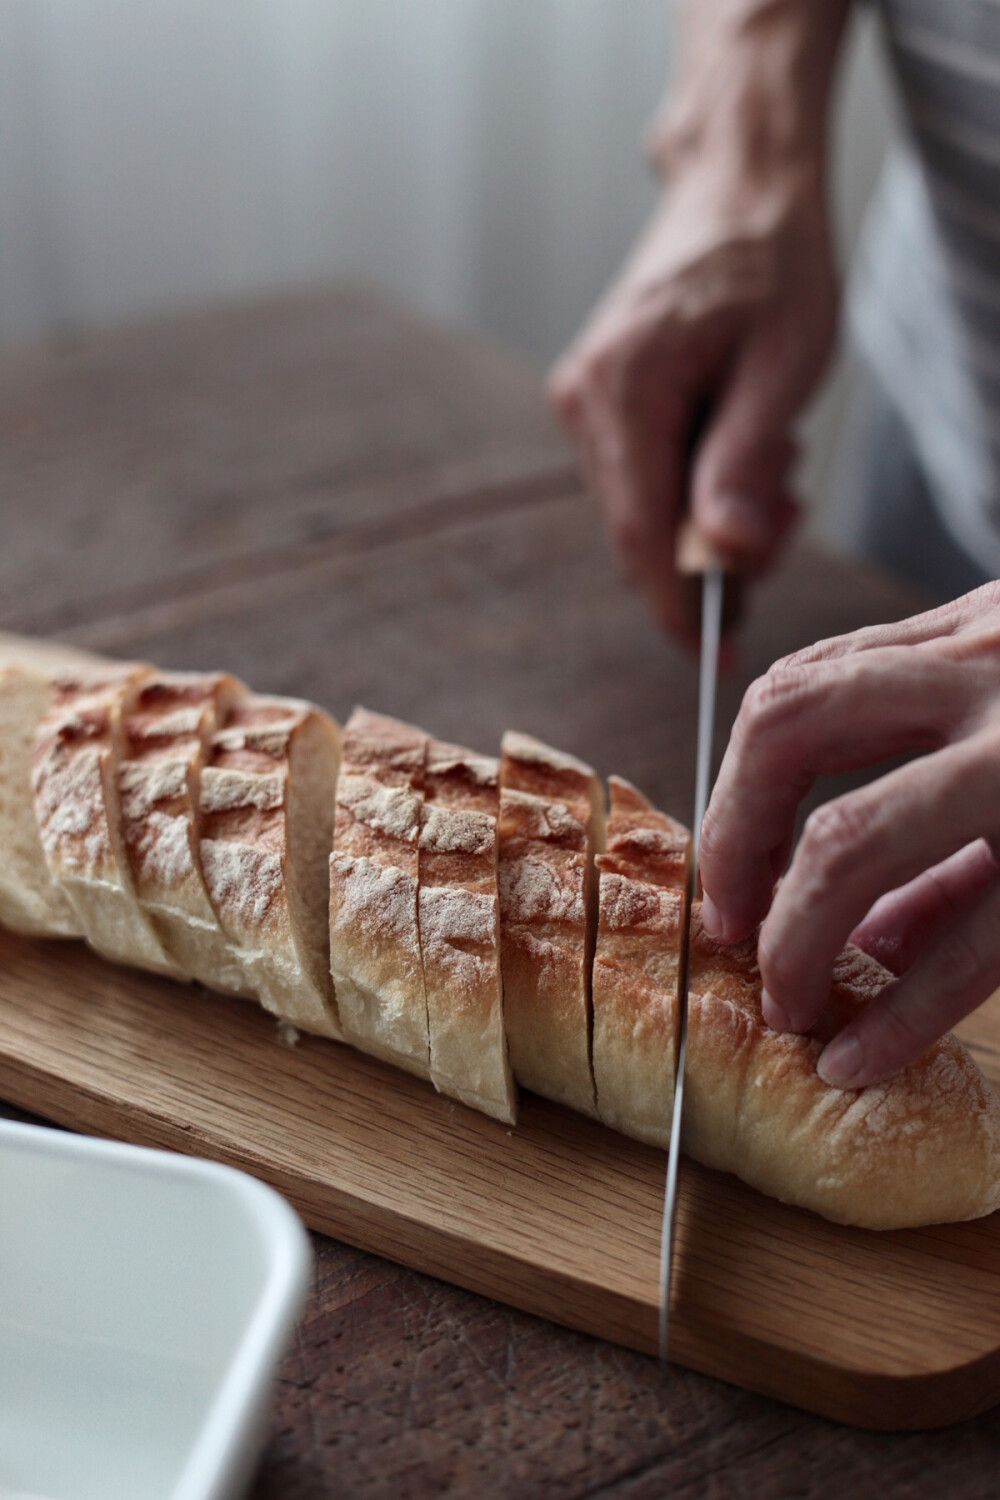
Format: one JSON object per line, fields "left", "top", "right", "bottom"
{"left": 659, "top": 535, "right": 726, "bottom": 1365}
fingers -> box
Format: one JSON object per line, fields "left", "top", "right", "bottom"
{"left": 548, "top": 301, "right": 799, "bottom": 639}
{"left": 849, "top": 840, "right": 999, "bottom": 976}
{"left": 773, "top": 580, "right": 1000, "bottom": 674}
{"left": 700, "top": 645, "right": 973, "bottom": 943}
{"left": 549, "top": 329, "right": 695, "bottom": 637}
{"left": 755, "top": 730, "right": 1000, "bottom": 1037}
{"left": 817, "top": 872, "right": 1000, "bottom": 1088}
{"left": 691, "top": 347, "right": 802, "bottom": 570}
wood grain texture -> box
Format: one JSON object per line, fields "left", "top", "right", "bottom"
{"left": 7, "top": 284, "right": 999, "bottom": 1495}
{"left": 0, "top": 283, "right": 572, "bottom": 639}
{"left": 2, "top": 927, "right": 1000, "bottom": 1432}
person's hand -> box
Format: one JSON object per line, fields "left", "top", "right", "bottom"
{"left": 698, "top": 584, "right": 1000, "bottom": 1088}
{"left": 547, "top": 155, "right": 838, "bottom": 638}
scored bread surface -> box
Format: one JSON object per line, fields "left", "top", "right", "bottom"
{"left": 684, "top": 902, "right": 1000, "bottom": 1229}
{"left": 119, "top": 671, "right": 253, "bottom": 994}
{"left": 7, "top": 640, "right": 1000, "bottom": 1230}
{"left": 329, "top": 708, "right": 430, "bottom": 1078}
{"left": 498, "top": 730, "right": 605, "bottom": 1117}
{"left": 0, "top": 665, "right": 84, "bottom": 938}
{"left": 32, "top": 665, "right": 185, "bottom": 976}
{"left": 200, "top": 695, "right": 343, "bottom": 1037}
{"left": 592, "top": 776, "right": 691, "bottom": 1148}
{"left": 419, "top": 739, "right": 516, "bottom": 1123}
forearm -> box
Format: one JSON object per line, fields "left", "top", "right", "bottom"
{"left": 649, "top": 0, "right": 855, "bottom": 190}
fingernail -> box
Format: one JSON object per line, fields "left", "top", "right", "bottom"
{"left": 761, "top": 990, "right": 791, "bottom": 1032}
{"left": 701, "top": 492, "right": 768, "bottom": 552}
{"left": 701, "top": 892, "right": 723, "bottom": 938}
{"left": 817, "top": 1033, "right": 865, "bottom": 1090}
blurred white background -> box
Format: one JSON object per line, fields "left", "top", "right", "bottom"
{"left": 0, "top": 0, "right": 896, "bottom": 514}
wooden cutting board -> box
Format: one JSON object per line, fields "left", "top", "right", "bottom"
{"left": 2, "top": 927, "right": 1000, "bottom": 1432}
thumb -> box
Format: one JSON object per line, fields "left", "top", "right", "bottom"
{"left": 690, "top": 354, "right": 802, "bottom": 569}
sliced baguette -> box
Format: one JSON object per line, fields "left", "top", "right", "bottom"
{"left": 0, "top": 665, "right": 84, "bottom": 938}
{"left": 199, "top": 696, "right": 342, "bottom": 1038}
{"left": 592, "top": 776, "right": 691, "bottom": 1147}
{"left": 118, "top": 671, "right": 252, "bottom": 995}
{"left": 329, "top": 708, "right": 431, "bottom": 1078}
{"left": 497, "top": 730, "right": 605, "bottom": 1117}
{"left": 32, "top": 665, "right": 186, "bottom": 975}
{"left": 685, "top": 901, "right": 1000, "bottom": 1228}
{"left": 419, "top": 739, "right": 516, "bottom": 1123}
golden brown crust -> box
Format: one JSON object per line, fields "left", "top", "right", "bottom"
{"left": 119, "top": 672, "right": 244, "bottom": 920}
{"left": 498, "top": 731, "right": 603, "bottom": 1117}
{"left": 200, "top": 695, "right": 342, "bottom": 1038}
{"left": 685, "top": 902, "right": 1000, "bottom": 1228}
{"left": 419, "top": 740, "right": 516, "bottom": 1124}
{"left": 32, "top": 665, "right": 185, "bottom": 976}
{"left": 0, "top": 665, "right": 83, "bottom": 938}
{"left": 591, "top": 778, "right": 691, "bottom": 1147}
{"left": 329, "top": 707, "right": 430, "bottom": 1076}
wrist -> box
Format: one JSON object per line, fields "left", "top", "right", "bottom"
{"left": 647, "top": 2, "right": 848, "bottom": 190}
{"left": 649, "top": 89, "right": 826, "bottom": 195}
{"left": 654, "top": 144, "right": 830, "bottom": 250}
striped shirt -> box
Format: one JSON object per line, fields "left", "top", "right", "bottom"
{"left": 850, "top": 1, "right": 1000, "bottom": 574}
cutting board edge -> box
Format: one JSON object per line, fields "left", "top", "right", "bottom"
{"left": 4, "top": 1048, "right": 1000, "bottom": 1432}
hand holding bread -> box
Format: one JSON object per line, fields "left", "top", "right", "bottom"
{"left": 700, "top": 583, "right": 1000, "bottom": 1093}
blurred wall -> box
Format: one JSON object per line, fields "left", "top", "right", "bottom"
{"left": 0, "top": 0, "right": 895, "bottom": 511}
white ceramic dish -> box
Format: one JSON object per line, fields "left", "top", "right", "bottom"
{"left": 0, "top": 1119, "right": 311, "bottom": 1500}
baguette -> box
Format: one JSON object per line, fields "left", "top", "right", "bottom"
{"left": 329, "top": 708, "right": 430, "bottom": 1076}
{"left": 118, "top": 671, "right": 252, "bottom": 995}
{"left": 592, "top": 776, "right": 691, "bottom": 1147}
{"left": 0, "top": 665, "right": 84, "bottom": 938}
{"left": 684, "top": 902, "right": 1000, "bottom": 1229}
{"left": 32, "top": 665, "right": 185, "bottom": 976}
{"left": 420, "top": 739, "right": 516, "bottom": 1123}
{"left": 200, "top": 695, "right": 343, "bottom": 1037}
{"left": 7, "top": 647, "right": 1000, "bottom": 1229}
{"left": 498, "top": 731, "right": 605, "bottom": 1117}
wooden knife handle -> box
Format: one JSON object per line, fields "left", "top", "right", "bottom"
{"left": 674, "top": 518, "right": 745, "bottom": 635}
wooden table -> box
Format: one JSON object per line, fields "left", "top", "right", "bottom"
{"left": 3, "top": 283, "right": 998, "bottom": 1497}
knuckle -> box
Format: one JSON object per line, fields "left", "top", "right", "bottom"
{"left": 737, "top": 663, "right": 810, "bottom": 742}
{"left": 798, "top": 797, "right": 874, "bottom": 894}
{"left": 546, "top": 363, "right": 581, "bottom": 421}
{"left": 697, "top": 809, "right": 722, "bottom": 870}
{"left": 579, "top": 342, "right": 621, "bottom": 403}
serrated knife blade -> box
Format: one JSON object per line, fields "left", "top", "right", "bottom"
{"left": 659, "top": 565, "right": 724, "bottom": 1364}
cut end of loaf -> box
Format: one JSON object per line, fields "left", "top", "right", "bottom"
{"left": 201, "top": 695, "right": 343, "bottom": 1040}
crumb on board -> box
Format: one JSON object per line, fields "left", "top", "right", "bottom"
{"left": 276, "top": 1019, "right": 301, "bottom": 1048}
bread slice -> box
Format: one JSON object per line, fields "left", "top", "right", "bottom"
{"left": 685, "top": 901, "right": 1000, "bottom": 1228}
{"left": 329, "top": 708, "right": 430, "bottom": 1078}
{"left": 592, "top": 776, "right": 691, "bottom": 1147}
{"left": 497, "top": 731, "right": 605, "bottom": 1117}
{"left": 419, "top": 739, "right": 516, "bottom": 1123}
{"left": 118, "top": 671, "right": 253, "bottom": 996}
{"left": 199, "top": 695, "right": 342, "bottom": 1038}
{"left": 0, "top": 665, "right": 84, "bottom": 938}
{"left": 32, "top": 665, "right": 186, "bottom": 975}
